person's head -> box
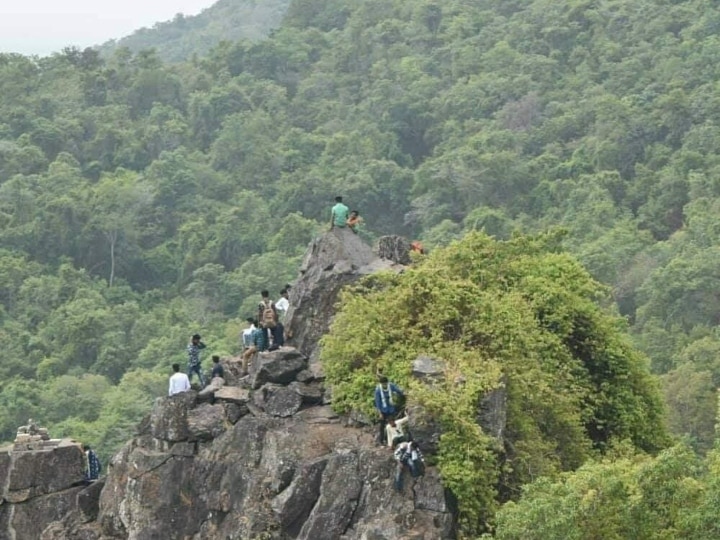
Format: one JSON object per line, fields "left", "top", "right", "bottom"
{"left": 410, "top": 440, "right": 419, "bottom": 450}
{"left": 82, "top": 443, "right": 90, "bottom": 451}
{"left": 212, "top": 355, "right": 220, "bottom": 364}
{"left": 261, "top": 290, "right": 269, "bottom": 299}
{"left": 191, "top": 334, "right": 201, "bottom": 344}
{"left": 378, "top": 375, "right": 388, "bottom": 384}
{"left": 172, "top": 363, "right": 181, "bottom": 373}
{"left": 246, "top": 317, "right": 255, "bottom": 325}
{"left": 285, "top": 283, "right": 291, "bottom": 291}
{"left": 350, "top": 210, "right": 359, "bottom": 218}
{"left": 389, "top": 419, "right": 397, "bottom": 427}
{"left": 280, "top": 289, "right": 288, "bottom": 298}
{"left": 335, "top": 196, "right": 343, "bottom": 203}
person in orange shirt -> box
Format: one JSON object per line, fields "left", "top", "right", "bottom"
{"left": 410, "top": 241, "right": 425, "bottom": 255}
{"left": 346, "top": 210, "right": 363, "bottom": 233}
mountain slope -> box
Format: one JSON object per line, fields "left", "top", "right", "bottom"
{"left": 98, "top": 0, "right": 291, "bottom": 62}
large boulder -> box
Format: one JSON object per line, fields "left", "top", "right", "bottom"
{"left": 149, "top": 391, "right": 197, "bottom": 443}
{"left": 254, "top": 384, "right": 304, "bottom": 417}
{"left": 249, "top": 347, "right": 308, "bottom": 389}
{"left": 187, "top": 403, "right": 226, "bottom": 441}
{"left": 377, "top": 234, "right": 413, "bottom": 265}
{"left": 285, "top": 229, "right": 400, "bottom": 364}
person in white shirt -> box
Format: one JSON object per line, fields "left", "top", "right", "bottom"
{"left": 385, "top": 415, "right": 410, "bottom": 448}
{"left": 241, "top": 317, "right": 256, "bottom": 351}
{"left": 275, "top": 289, "right": 290, "bottom": 319}
{"left": 168, "top": 363, "right": 191, "bottom": 396}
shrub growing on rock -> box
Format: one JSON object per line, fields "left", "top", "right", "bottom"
{"left": 321, "top": 231, "right": 668, "bottom": 535}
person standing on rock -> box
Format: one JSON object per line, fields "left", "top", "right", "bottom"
{"left": 374, "top": 376, "right": 405, "bottom": 445}
{"left": 169, "top": 363, "right": 191, "bottom": 396}
{"left": 83, "top": 444, "right": 102, "bottom": 482}
{"left": 242, "top": 317, "right": 256, "bottom": 352}
{"left": 275, "top": 289, "right": 290, "bottom": 321}
{"left": 259, "top": 290, "right": 284, "bottom": 348}
{"left": 187, "top": 334, "right": 207, "bottom": 387}
{"left": 330, "top": 195, "right": 349, "bottom": 230}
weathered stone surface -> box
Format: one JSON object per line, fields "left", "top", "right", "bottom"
{"left": 377, "top": 235, "right": 412, "bottom": 265}
{"left": 295, "top": 405, "right": 340, "bottom": 424}
{"left": 298, "top": 452, "right": 363, "bottom": 540}
{"left": 272, "top": 457, "right": 328, "bottom": 535}
{"left": 290, "top": 381, "right": 324, "bottom": 405}
{"left": 214, "top": 385, "right": 251, "bottom": 405}
{"left": 254, "top": 384, "right": 303, "bottom": 417}
{"left": 4, "top": 441, "right": 85, "bottom": 502}
{"left": 149, "top": 391, "right": 197, "bottom": 442}
{"left": 412, "top": 356, "right": 446, "bottom": 382}
{"left": 198, "top": 376, "right": 225, "bottom": 398}
{"left": 187, "top": 403, "right": 226, "bottom": 441}
{"left": 405, "top": 404, "right": 442, "bottom": 456}
{"left": 414, "top": 469, "right": 454, "bottom": 513}
{"left": 0, "top": 485, "right": 85, "bottom": 540}
{"left": 224, "top": 402, "right": 249, "bottom": 424}
{"left": 219, "top": 356, "right": 246, "bottom": 385}
{"left": 249, "top": 347, "right": 308, "bottom": 389}
{"left": 478, "top": 381, "right": 508, "bottom": 441}
{"left": 285, "top": 229, "right": 389, "bottom": 363}
{"left": 295, "top": 369, "right": 315, "bottom": 383}
{"left": 77, "top": 479, "right": 105, "bottom": 522}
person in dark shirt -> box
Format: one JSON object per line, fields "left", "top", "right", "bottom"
{"left": 83, "top": 444, "right": 102, "bottom": 482}
{"left": 211, "top": 355, "right": 224, "bottom": 380}
{"left": 186, "top": 334, "right": 206, "bottom": 387}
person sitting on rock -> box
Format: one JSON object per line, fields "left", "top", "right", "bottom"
{"left": 211, "top": 355, "right": 224, "bottom": 380}
{"left": 410, "top": 240, "right": 425, "bottom": 255}
{"left": 385, "top": 414, "right": 410, "bottom": 448}
{"left": 330, "top": 195, "right": 349, "bottom": 230}
{"left": 187, "top": 334, "right": 207, "bottom": 387}
{"left": 169, "top": 363, "right": 191, "bottom": 396}
{"left": 346, "top": 210, "right": 363, "bottom": 233}
{"left": 393, "top": 440, "right": 424, "bottom": 492}
{"left": 374, "top": 376, "right": 405, "bottom": 445}
{"left": 83, "top": 444, "right": 102, "bottom": 483}
{"left": 241, "top": 321, "right": 269, "bottom": 375}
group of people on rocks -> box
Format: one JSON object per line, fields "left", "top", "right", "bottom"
{"left": 374, "top": 375, "right": 425, "bottom": 492}
{"left": 168, "top": 288, "right": 292, "bottom": 396}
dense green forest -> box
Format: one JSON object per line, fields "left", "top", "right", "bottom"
{"left": 98, "top": 0, "right": 290, "bottom": 62}
{"left": 2, "top": 0, "right": 720, "bottom": 533}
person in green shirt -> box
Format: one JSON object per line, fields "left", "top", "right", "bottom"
{"left": 330, "top": 196, "right": 350, "bottom": 230}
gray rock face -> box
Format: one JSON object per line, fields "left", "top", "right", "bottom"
{"left": 290, "top": 381, "right": 324, "bottom": 406}
{"left": 477, "top": 382, "right": 508, "bottom": 441}
{"left": 149, "top": 391, "right": 197, "bottom": 442}
{"left": 377, "top": 234, "right": 413, "bottom": 265}
{"left": 412, "top": 356, "right": 446, "bottom": 382}
{"left": 0, "top": 440, "right": 87, "bottom": 540}
{"left": 187, "top": 403, "right": 226, "bottom": 440}
{"left": 254, "top": 383, "right": 304, "bottom": 417}
{"left": 250, "top": 347, "right": 309, "bottom": 389}
{"left": 285, "top": 229, "right": 401, "bottom": 364}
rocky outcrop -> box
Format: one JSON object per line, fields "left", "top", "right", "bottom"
{"left": 0, "top": 439, "right": 91, "bottom": 539}
{"left": 285, "top": 229, "right": 404, "bottom": 364}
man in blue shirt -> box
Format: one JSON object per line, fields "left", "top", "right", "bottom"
{"left": 374, "top": 376, "right": 405, "bottom": 445}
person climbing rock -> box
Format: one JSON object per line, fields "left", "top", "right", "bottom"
{"left": 211, "top": 355, "right": 224, "bottom": 380}
{"left": 347, "top": 209, "right": 363, "bottom": 233}
{"left": 374, "top": 375, "right": 405, "bottom": 445}
{"left": 330, "top": 195, "right": 349, "bottom": 230}
{"left": 187, "top": 334, "right": 207, "bottom": 387}
{"left": 169, "top": 362, "right": 191, "bottom": 396}
{"left": 393, "top": 440, "right": 424, "bottom": 492}
{"left": 83, "top": 444, "right": 102, "bottom": 483}
{"left": 258, "top": 290, "right": 285, "bottom": 348}
{"left": 385, "top": 414, "right": 410, "bottom": 448}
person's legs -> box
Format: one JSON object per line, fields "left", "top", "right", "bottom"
{"left": 394, "top": 462, "right": 405, "bottom": 492}
{"left": 409, "top": 459, "right": 422, "bottom": 478}
{"left": 378, "top": 413, "right": 390, "bottom": 445}
{"left": 273, "top": 323, "right": 285, "bottom": 347}
{"left": 241, "top": 347, "right": 256, "bottom": 374}
{"left": 189, "top": 364, "right": 205, "bottom": 386}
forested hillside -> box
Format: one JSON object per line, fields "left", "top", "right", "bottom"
{"left": 1, "top": 0, "right": 719, "bottom": 500}
{"left": 98, "top": 0, "right": 290, "bottom": 62}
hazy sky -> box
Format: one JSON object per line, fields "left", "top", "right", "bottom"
{"left": 0, "top": 0, "right": 217, "bottom": 56}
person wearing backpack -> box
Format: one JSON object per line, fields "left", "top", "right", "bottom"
{"left": 258, "top": 290, "right": 283, "bottom": 347}
{"left": 241, "top": 320, "right": 269, "bottom": 375}
{"left": 374, "top": 376, "right": 405, "bottom": 445}
{"left": 393, "top": 440, "right": 425, "bottom": 492}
